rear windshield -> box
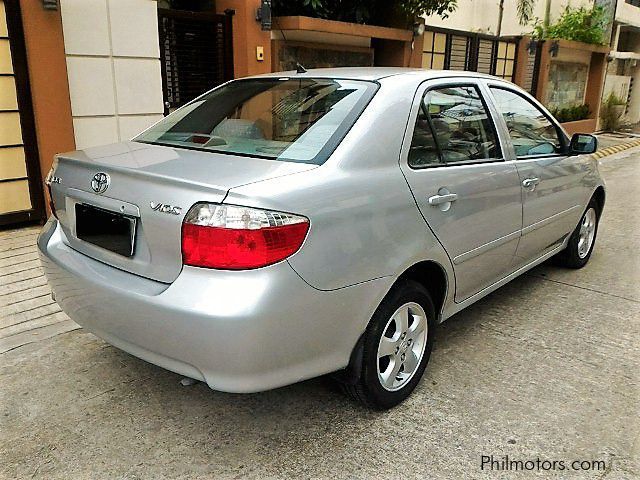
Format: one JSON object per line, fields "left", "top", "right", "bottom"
{"left": 135, "top": 78, "right": 378, "bottom": 165}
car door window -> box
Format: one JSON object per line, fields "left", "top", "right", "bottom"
{"left": 408, "top": 85, "right": 500, "bottom": 168}
{"left": 490, "top": 87, "right": 564, "bottom": 158}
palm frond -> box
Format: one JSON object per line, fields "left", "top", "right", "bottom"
{"left": 517, "top": 0, "right": 536, "bottom": 25}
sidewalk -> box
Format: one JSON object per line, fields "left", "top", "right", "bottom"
{"left": 0, "top": 226, "right": 78, "bottom": 354}
{"left": 595, "top": 131, "right": 640, "bottom": 150}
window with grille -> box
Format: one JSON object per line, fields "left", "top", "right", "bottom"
{"left": 422, "top": 31, "right": 447, "bottom": 70}
{"left": 494, "top": 42, "right": 516, "bottom": 80}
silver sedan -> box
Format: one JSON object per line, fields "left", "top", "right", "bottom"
{"left": 39, "top": 68, "right": 604, "bottom": 409}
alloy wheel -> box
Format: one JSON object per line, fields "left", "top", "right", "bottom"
{"left": 376, "top": 302, "right": 428, "bottom": 391}
{"left": 577, "top": 208, "right": 597, "bottom": 259}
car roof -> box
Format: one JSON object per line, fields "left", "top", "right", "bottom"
{"left": 250, "top": 67, "right": 506, "bottom": 83}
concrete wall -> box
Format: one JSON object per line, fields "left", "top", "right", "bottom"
{"left": 216, "top": 0, "right": 272, "bottom": 78}
{"left": 60, "top": 0, "right": 164, "bottom": 149}
{"left": 546, "top": 46, "right": 591, "bottom": 108}
{"left": 609, "top": 18, "right": 640, "bottom": 123}
{"left": 424, "top": 0, "right": 593, "bottom": 36}
{"left": 616, "top": 0, "right": 640, "bottom": 27}
{"left": 603, "top": 74, "right": 631, "bottom": 99}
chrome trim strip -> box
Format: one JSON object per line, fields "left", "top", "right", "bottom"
{"left": 453, "top": 230, "right": 521, "bottom": 265}
{"left": 521, "top": 205, "right": 581, "bottom": 236}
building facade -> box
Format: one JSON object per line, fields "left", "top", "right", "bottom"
{"left": 0, "top": 0, "right": 616, "bottom": 226}
{"left": 604, "top": 0, "right": 640, "bottom": 123}
{"left": 424, "top": 0, "right": 594, "bottom": 36}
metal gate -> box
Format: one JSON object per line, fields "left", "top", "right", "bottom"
{"left": 158, "top": 9, "right": 233, "bottom": 115}
{"left": 422, "top": 27, "right": 519, "bottom": 82}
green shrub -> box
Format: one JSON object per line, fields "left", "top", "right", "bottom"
{"left": 533, "top": 6, "right": 607, "bottom": 45}
{"left": 599, "top": 92, "right": 626, "bottom": 132}
{"left": 551, "top": 104, "right": 590, "bottom": 123}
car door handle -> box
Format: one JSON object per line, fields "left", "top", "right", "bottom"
{"left": 428, "top": 193, "right": 458, "bottom": 205}
{"left": 522, "top": 177, "right": 540, "bottom": 189}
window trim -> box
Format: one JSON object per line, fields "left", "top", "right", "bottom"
{"left": 486, "top": 83, "right": 570, "bottom": 160}
{"left": 406, "top": 81, "right": 505, "bottom": 170}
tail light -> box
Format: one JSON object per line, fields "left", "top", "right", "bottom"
{"left": 181, "top": 203, "right": 309, "bottom": 270}
{"left": 44, "top": 166, "right": 58, "bottom": 219}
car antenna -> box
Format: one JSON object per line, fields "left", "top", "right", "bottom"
{"left": 272, "top": 15, "right": 306, "bottom": 74}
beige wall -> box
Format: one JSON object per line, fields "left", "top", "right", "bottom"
{"left": 60, "top": 0, "right": 164, "bottom": 149}
{"left": 424, "top": 0, "right": 594, "bottom": 36}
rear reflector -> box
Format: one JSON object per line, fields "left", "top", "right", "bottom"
{"left": 181, "top": 203, "right": 309, "bottom": 270}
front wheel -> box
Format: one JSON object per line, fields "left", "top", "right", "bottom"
{"left": 554, "top": 199, "right": 600, "bottom": 269}
{"left": 341, "top": 280, "right": 435, "bottom": 410}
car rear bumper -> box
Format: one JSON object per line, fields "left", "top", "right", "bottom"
{"left": 38, "top": 218, "right": 390, "bottom": 393}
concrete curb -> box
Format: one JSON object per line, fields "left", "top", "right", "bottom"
{"left": 592, "top": 139, "right": 640, "bottom": 159}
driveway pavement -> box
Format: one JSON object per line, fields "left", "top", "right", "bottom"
{"left": 1, "top": 148, "right": 638, "bottom": 479}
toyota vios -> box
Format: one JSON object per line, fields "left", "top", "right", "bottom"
{"left": 39, "top": 68, "right": 604, "bottom": 409}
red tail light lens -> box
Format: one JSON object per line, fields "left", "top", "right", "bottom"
{"left": 44, "top": 167, "right": 58, "bottom": 219}
{"left": 181, "top": 203, "right": 309, "bottom": 270}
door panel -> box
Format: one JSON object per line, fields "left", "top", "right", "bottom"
{"left": 486, "top": 85, "right": 583, "bottom": 267}
{"left": 404, "top": 164, "right": 522, "bottom": 301}
{"left": 400, "top": 81, "right": 522, "bottom": 302}
{"left": 513, "top": 156, "right": 585, "bottom": 267}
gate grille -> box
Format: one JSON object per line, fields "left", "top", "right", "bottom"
{"left": 422, "top": 27, "right": 518, "bottom": 82}
{"left": 158, "top": 9, "right": 233, "bottom": 113}
{"left": 448, "top": 35, "right": 469, "bottom": 70}
{"left": 476, "top": 39, "right": 494, "bottom": 74}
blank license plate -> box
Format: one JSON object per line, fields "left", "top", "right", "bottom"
{"left": 75, "top": 203, "right": 136, "bottom": 257}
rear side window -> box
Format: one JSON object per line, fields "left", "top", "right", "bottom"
{"left": 135, "top": 78, "right": 377, "bottom": 165}
{"left": 489, "top": 87, "right": 564, "bottom": 157}
{"left": 408, "top": 85, "right": 500, "bottom": 168}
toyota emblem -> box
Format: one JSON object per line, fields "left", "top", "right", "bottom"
{"left": 91, "top": 172, "right": 110, "bottom": 194}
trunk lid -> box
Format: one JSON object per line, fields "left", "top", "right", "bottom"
{"left": 49, "top": 141, "right": 316, "bottom": 283}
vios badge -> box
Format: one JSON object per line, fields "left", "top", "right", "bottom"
{"left": 150, "top": 202, "right": 182, "bottom": 215}
{"left": 91, "top": 172, "right": 110, "bottom": 194}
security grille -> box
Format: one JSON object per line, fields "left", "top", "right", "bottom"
{"left": 422, "top": 27, "right": 518, "bottom": 82}
{"left": 448, "top": 35, "right": 469, "bottom": 70}
{"left": 158, "top": 9, "right": 233, "bottom": 114}
{"left": 476, "top": 39, "right": 494, "bottom": 74}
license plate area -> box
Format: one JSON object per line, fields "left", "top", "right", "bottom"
{"left": 75, "top": 203, "right": 136, "bottom": 257}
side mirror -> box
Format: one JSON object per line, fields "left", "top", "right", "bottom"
{"left": 569, "top": 133, "right": 597, "bottom": 155}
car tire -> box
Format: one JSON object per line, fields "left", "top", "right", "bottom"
{"left": 554, "top": 198, "right": 600, "bottom": 269}
{"left": 341, "top": 280, "right": 436, "bottom": 410}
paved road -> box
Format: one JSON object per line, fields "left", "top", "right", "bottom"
{"left": 1, "top": 149, "right": 638, "bottom": 479}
